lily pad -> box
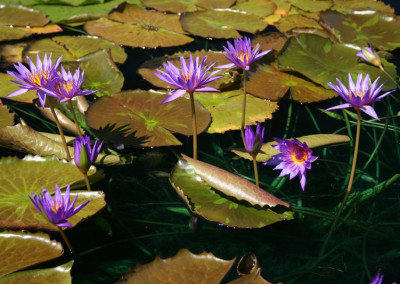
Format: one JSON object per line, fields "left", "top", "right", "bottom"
{"left": 0, "top": 43, "right": 26, "bottom": 69}
{"left": 0, "top": 5, "right": 49, "bottom": 27}
{"left": 247, "top": 64, "right": 337, "bottom": 103}
{"left": 331, "top": 0, "right": 395, "bottom": 16}
{"left": 0, "top": 155, "right": 105, "bottom": 231}
{"left": 84, "top": 4, "right": 193, "bottom": 48}
{"left": 85, "top": 90, "right": 211, "bottom": 147}
{"left": 252, "top": 32, "right": 288, "bottom": 54}
{"left": 170, "top": 154, "right": 293, "bottom": 228}
{"left": 231, "top": 0, "right": 276, "bottom": 17}
{"left": 180, "top": 9, "right": 268, "bottom": 39}
{"left": 0, "top": 106, "right": 14, "bottom": 129}
{"left": 0, "top": 231, "right": 63, "bottom": 277}
{"left": 116, "top": 249, "right": 235, "bottom": 284}
{"left": 0, "top": 25, "right": 31, "bottom": 43}
{"left": 320, "top": 11, "right": 400, "bottom": 51}
{"left": 17, "top": 24, "right": 63, "bottom": 35}
{"left": 0, "top": 261, "right": 73, "bottom": 284}
{"left": 141, "top": 0, "right": 235, "bottom": 13}
{"left": 290, "top": 0, "right": 332, "bottom": 13}
{"left": 0, "top": 73, "right": 37, "bottom": 103}
{"left": 232, "top": 134, "right": 350, "bottom": 162}
{"left": 274, "top": 14, "right": 322, "bottom": 33}
{"left": 194, "top": 89, "right": 279, "bottom": 134}
{"left": 278, "top": 33, "right": 398, "bottom": 90}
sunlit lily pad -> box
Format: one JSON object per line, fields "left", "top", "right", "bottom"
{"left": 0, "top": 231, "right": 63, "bottom": 277}
{"left": 0, "top": 156, "right": 105, "bottom": 231}
{"left": 0, "top": 25, "right": 31, "bottom": 43}
{"left": 274, "top": 14, "right": 322, "bottom": 33}
{"left": 37, "top": 0, "right": 104, "bottom": 5}
{"left": 116, "top": 249, "right": 235, "bottom": 284}
{"left": 85, "top": 90, "right": 211, "bottom": 147}
{"left": 0, "top": 261, "right": 73, "bottom": 284}
{"left": 141, "top": 0, "right": 235, "bottom": 13}
{"left": 232, "top": 134, "right": 350, "bottom": 162}
{"left": 278, "top": 34, "right": 398, "bottom": 90}
{"left": 0, "top": 5, "right": 49, "bottom": 27}
{"left": 0, "top": 106, "right": 14, "bottom": 129}
{"left": 331, "top": 0, "right": 395, "bottom": 16}
{"left": 170, "top": 154, "right": 293, "bottom": 228}
{"left": 0, "top": 73, "right": 37, "bottom": 103}
{"left": 290, "top": 0, "right": 332, "bottom": 13}
{"left": 84, "top": 4, "right": 193, "bottom": 48}
{"left": 231, "top": 0, "right": 276, "bottom": 17}
{"left": 138, "top": 50, "right": 235, "bottom": 91}
{"left": 17, "top": 24, "right": 63, "bottom": 34}
{"left": 180, "top": 9, "right": 268, "bottom": 39}
{"left": 194, "top": 89, "right": 279, "bottom": 133}
{"left": 247, "top": 64, "right": 337, "bottom": 103}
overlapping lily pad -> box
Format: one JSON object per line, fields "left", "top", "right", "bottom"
{"left": 231, "top": 0, "right": 276, "bottom": 17}
{"left": 252, "top": 32, "right": 288, "bottom": 54}
{"left": 116, "top": 249, "right": 235, "bottom": 284}
{"left": 274, "top": 14, "right": 322, "bottom": 33}
{"left": 194, "top": 89, "right": 279, "bottom": 133}
{"left": 0, "top": 106, "right": 14, "bottom": 129}
{"left": 0, "top": 156, "right": 105, "bottom": 230}
{"left": 0, "top": 231, "right": 63, "bottom": 277}
{"left": 180, "top": 9, "right": 268, "bottom": 39}
{"left": 84, "top": 3, "right": 193, "bottom": 48}
{"left": 0, "top": 73, "right": 37, "bottom": 103}
{"left": 0, "top": 5, "right": 49, "bottom": 27}
{"left": 170, "top": 154, "right": 293, "bottom": 228}
{"left": 247, "top": 64, "right": 337, "bottom": 103}
{"left": 278, "top": 34, "right": 398, "bottom": 90}
{"left": 331, "top": 0, "right": 395, "bottom": 16}
{"left": 141, "top": 0, "right": 235, "bottom": 13}
{"left": 290, "top": 0, "right": 332, "bottom": 13}
{"left": 85, "top": 90, "right": 211, "bottom": 147}
{"left": 0, "top": 25, "right": 31, "bottom": 43}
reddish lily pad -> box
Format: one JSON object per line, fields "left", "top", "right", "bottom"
{"left": 141, "top": 0, "right": 235, "bottom": 13}
{"left": 17, "top": 24, "right": 63, "bottom": 34}
{"left": 0, "top": 231, "right": 63, "bottom": 277}
{"left": 0, "top": 155, "right": 105, "bottom": 231}
{"left": 331, "top": 0, "right": 395, "bottom": 16}
{"left": 252, "top": 32, "right": 288, "bottom": 54}
{"left": 231, "top": 0, "right": 276, "bottom": 17}
{"left": 170, "top": 154, "right": 293, "bottom": 228}
{"left": 85, "top": 90, "right": 211, "bottom": 147}
{"left": 116, "top": 249, "right": 235, "bottom": 284}
{"left": 180, "top": 9, "right": 268, "bottom": 39}
{"left": 247, "top": 64, "right": 337, "bottom": 103}
{"left": 0, "top": 25, "right": 31, "bottom": 43}
{"left": 0, "top": 106, "right": 14, "bottom": 129}
{"left": 0, "top": 73, "right": 37, "bottom": 103}
{"left": 0, "top": 261, "right": 73, "bottom": 284}
{"left": 0, "top": 5, "right": 49, "bottom": 27}
{"left": 194, "top": 89, "right": 279, "bottom": 134}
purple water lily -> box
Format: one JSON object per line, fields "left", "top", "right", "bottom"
{"left": 74, "top": 135, "right": 103, "bottom": 174}
{"left": 244, "top": 123, "right": 265, "bottom": 157}
{"left": 264, "top": 138, "right": 318, "bottom": 191}
{"left": 154, "top": 55, "right": 223, "bottom": 104}
{"left": 324, "top": 73, "right": 394, "bottom": 120}
{"left": 357, "top": 46, "right": 382, "bottom": 68}
{"left": 370, "top": 269, "right": 397, "bottom": 284}
{"left": 6, "top": 53, "right": 62, "bottom": 107}
{"left": 217, "top": 36, "right": 271, "bottom": 70}
{"left": 29, "top": 184, "right": 90, "bottom": 227}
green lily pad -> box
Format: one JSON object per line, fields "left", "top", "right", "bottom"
{"left": 0, "top": 5, "right": 49, "bottom": 27}
{"left": 36, "top": 0, "right": 104, "bottom": 5}
{"left": 194, "top": 89, "right": 279, "bottom": 134}
{"left": 331, "top": 0, "right": 395, "bottom": 16}
{"left": 0, "top": 155, "right": 105, "bottom": 231}
{"left": 0, "top": 73, "right": 37, "bottom": 103}
{"left": 180, "top": 9, "right": 268, "bottom": 39}
{"left": 84, "top": 4, "right": 193, "bottom": 48}
{"left": 231, "top": 0, "right": 276, "bottom": 17}
{"left": 320, "top": 10, "right": 400, "bottom": 50}
{"left": 0, "top": 25, "right": 31, "bottom": 43}
{"left": 141, "top": 0, "right": 235, "bottom": 13}
{"left": 0, "top": 231, "right": 63, "bottom": 277}
{"left": 0, "top": 261, "right": 73, "bottom": 284}
{"left": 0, "top": 106, "right": 14, "bottom": 129}
{"left": 274, "top": 14, "right": 322, "bottom": 33}
{"left": 247, "top": 64, "right": 337, "bottom": 103}
{"left": 290, "top": 0, "right": 332, "bottom": 13}
{"left": 116, "top": 249, "right": 235, "bottom": 284}
{"left": 278, "top": 34, "right": 398, "bottom": 90}
{"left": 85, "top": 90, "right": 211, "bottom": 147}
{"left": 138, "top": 50, "right": 235, "bottom": 91}
{"left": 232, "top": 134, "right": 350, "bottom": 162}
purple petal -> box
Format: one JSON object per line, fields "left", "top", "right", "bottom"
{"left": 162, "top": 89, "right": 187, "bottom": 104}
{"left": 360, "top": 105, "right": 380, "bottom": 120}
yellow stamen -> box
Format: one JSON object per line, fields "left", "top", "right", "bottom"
{"left": 57, "top": 80, "right": 74, "bottom": 95}
{"left": 28, "top": 69, "right": 50, "bottom": 87}
{"left": 51, "top": 202, "right": 62, "bottom": 214}
{"left": 291, "top": 148, "right": 308, "bottom": 164}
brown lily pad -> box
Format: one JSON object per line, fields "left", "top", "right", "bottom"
{"left": 141, "top": 0, "right": 235, "bottom": 13}
{"left": 0, "top": 5, "right": 49, "bottom": 27}
{"left": 331, "top": 0, "right": 395, "bottom": 16}
{"left": 274, "top": 14, "right": 322, "bottom": 33}
{"left": 252, "top": 32, "right": 288, "bottom": 54}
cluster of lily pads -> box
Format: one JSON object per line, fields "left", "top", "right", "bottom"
{"left": 0, "top": 0, "right": 399, "bottom": 283}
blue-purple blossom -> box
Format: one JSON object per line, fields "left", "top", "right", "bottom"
{"left": 6, "top": 53, "right": 62, "bottom": 108}
{"left": 370, "top": 269, "right": 397, "bottom": 284}
{"left": 29, "top": 184, "right": 90, "bottom": 227}
{"left": 154, "top": 55, "right": 223, "bottom": 104}
{"left": 74, "top": 135, "right": 103, "bottom": 174}
{"left": 263, "top": 138, "right": 318, "bottom": 191}
{"left": 244, "top": 123, "right": 265, "bottom": 157}
{"left": 324, "top": 73, "right": 394, "bottom": 120}
{"left": 357, "top": 46, "right": 382, "bottom": 68}
{"left": 217, "top": 37, "right": 271, "bottom": 70}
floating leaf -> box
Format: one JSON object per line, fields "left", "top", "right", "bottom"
{"left": 0, "top": 231, "right": 63, "bottom": 277}
{"left": 331, "top": 0, "right": 395, "bottom": 16}
{"left": 252, "top": 32, "right": 288, "bottom": 54}
{"left": 0, "top": 5, "right": 49, "bottom": 27}
{"left": 0, "top": 25, "right": 31, "bottom": 43}
{"left": 194, "top": 89, "right": 279, "bottom": 133}
{"left": 141, "top": 0, "right": 235, "bottom": 13}
{"left": 247, "top": 64, "right": 337, "bottom": 103}
{"left": 231, "top": 0, "right": 276, "bottom": 17}
{"left": 85, "top": 90, "right": 211, "bottom": 147}
{"left": 0, "top": 73, "right": 37, "bottom": 103}
{"left": 0, "top": 156, "right": 105, "bottom": 231}
{"left": 274, "top": 14, "right": 322, "bottom": 33}
{"left": 232, "top": 134, "right": 350, "bottom": 162}
{"left": 180, "top": 9, "right": 268, "bottom": 39}
{"left": 116, "top": 249, "right": 235, "bottom": 284}
{"left": 84, "top": 4, "right": 193, "bottom": 48}
{"left": 290, "top": 0, "right": 332, "bottom": 13}
{"left": 0, "top": 261, "right": 73, "bottom": 284}
{"left": 17, "top": 24, "right": 63, "bottom": 34}
{"left": 0, "top": 106, "right": 14, "bottom": 129}
{"left": 0, "top": 43, "right": 26, "bottom": 69}
{"left": 278, "top": 34, "right": 398, "bottom": 90}
{"left": 170, "top": 154, "right": 293, "bottom": 228}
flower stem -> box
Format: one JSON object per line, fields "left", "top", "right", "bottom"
{"left": 58, "top": 227, "right": 76, "bottom": 255}
{"left": 82, "top": 172, "right": 91, "bottom": 191}
{"left": 189, "top": 92, "right": 198, "bottom": 160}
{"left": 68, "top": 100, "right": 83, "bottom": 137}
{"left": 252, "top": 156, "right": 259, "bottom": 187}
{"left": 50, "top": 105, "right": 71, "bottom": 161}
{"left": 240, "top": 70, "right": 248, "bottom": 143}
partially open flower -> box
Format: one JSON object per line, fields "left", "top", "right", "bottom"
{"left": 244, "top": 123, "right": 265, "bottom": 157}
{"left": 357, "top": 46, "right": 382, "bottom": 68}
{"left": 74, "top": 135, "right": 103, "bottom": 174}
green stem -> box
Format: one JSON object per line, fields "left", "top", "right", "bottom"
{"left": 68, "top": 100, "right": 82, "bottom": 137}
{"left": 58, "top": 227, "right": 75, "bottom": 255}
{"left": 240, "top": 70, "right": 247, "bottom": 144}
{"left": 189, "top": 92, "right": 198, "bottom": 160}
{"left": 252, "top": 156, "right": 259, "bottom": 187}
{"left": 50, "top": 105, "right": 71, "bottom": 161}
{"left": 82, "top": 172, "right": 91, "bottom": 191}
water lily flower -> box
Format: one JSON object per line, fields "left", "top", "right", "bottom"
{"left": 244, "top": 123, "right": 265, "bottom": 157}
{"left": 28, "top": 184, "right": 90, "bottom": 227}
{"left": 74, "top": 135, "right": 103, "bottom": 174}
{"left": 263, "top": 138, "right": 318, "bottom": 191}
{"left": 324, "top": 73, "right": 395, "bottom": 120}
{"left": 370, "top": 269, "right": 397, "bottom": 284}
{"left": 6, "top": 53, "right": 62, "bottom": 107}
{"left": 217, "top": 36, "right": 271, "bottom": 70}
{"left": 154, "top": 55, "right": 223, "bottom": 104}
{"left": 357, "top": 46, "right": 382, "bottom": 68}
